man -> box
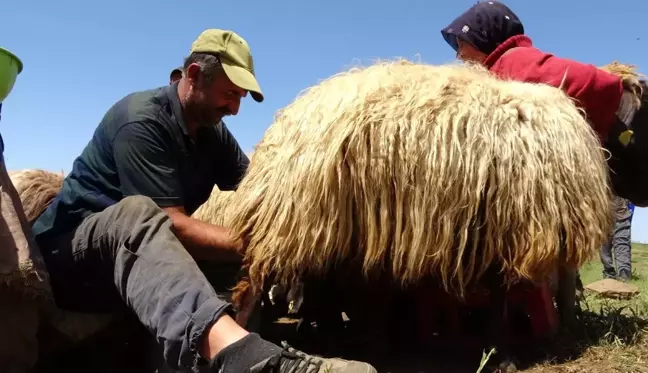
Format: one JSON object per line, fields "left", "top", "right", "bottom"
{"left": 440, "top": 0, "right": 648, "bottom": 208}
{"left": 31, "top": 29, "right": 376, "bottom": 373}
{"left": 600, "top": 196, "right": 635, "bottom": 281}
{"left": 170, "top": 67, "right": 183, "bottom": 84}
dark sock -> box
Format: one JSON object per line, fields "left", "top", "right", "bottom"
{"left": 209, "top": 333, "right": 282, "bottom": 372}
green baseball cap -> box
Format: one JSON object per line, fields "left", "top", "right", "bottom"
{"left": 190, "top": 29, "right": 263, "bottom": 103}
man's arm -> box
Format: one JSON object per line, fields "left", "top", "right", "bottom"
{"left": 113, "top": 121, "right": 240, "bottom": 261}
{"left": 163, "top": 205, "right": 242, "bottom": 263}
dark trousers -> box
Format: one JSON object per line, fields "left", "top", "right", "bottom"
{"left": 600, "top": 196, "right": 634, "bottom": 281}
{"left": 37, "top": 195, "right": 232, "bottom": 372}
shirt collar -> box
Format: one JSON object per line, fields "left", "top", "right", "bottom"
{"left": 165, "top": 81, "right": 189, "bottom": 136}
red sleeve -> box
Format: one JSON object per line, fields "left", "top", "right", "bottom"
{"left": 490, "top": 48, "right": 623, "bottom": 140}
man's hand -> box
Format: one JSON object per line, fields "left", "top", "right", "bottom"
{"left": 162, "top": 206, "right": 243, "bottom": 262}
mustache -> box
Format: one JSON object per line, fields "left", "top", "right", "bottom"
{"left": 215, "top": 108, "right": 233, "bottom": 117}
{"left": 200, "top": 108, "right": 232, "bottom": 127}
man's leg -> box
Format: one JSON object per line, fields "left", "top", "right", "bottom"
{"left": 39, "top": 195, "right": 376, "bottom": 372}
{"left": 600, "top": 238, "right": 617, "bottom": 279}
{"left": 611, "top": 199, "right": 633, "bottom": 282}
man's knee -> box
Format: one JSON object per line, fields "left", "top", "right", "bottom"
{"left": 118, "top": 195, "right": 163, "bottom": 217}
{"left": 100, "top": 195, "right": 169, "bottom": 233}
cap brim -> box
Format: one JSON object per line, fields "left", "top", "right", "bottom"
{"left": 441, "top": 28, "right": 459, "bottom": 52}
{"left": 221, "top": 61, "right": 264, "bottom": 103}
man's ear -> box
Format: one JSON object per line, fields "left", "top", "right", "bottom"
{"left": 184, "top": 63, "right": 203, "bottom": 86}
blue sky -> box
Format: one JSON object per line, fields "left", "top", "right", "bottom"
{"left": 2, "top": 0, "right": 646, "bottom": 242}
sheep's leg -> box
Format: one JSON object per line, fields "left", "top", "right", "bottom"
{"left": 556, "top": 265, "right": 578, "bottom": 330}
{"left": 352, "top": 281, "right": 394, "bottom": 359}
{"left": 286, "top": 282, "right": 305, "bottom": 315}
{"left": 487, "top": 273, "right": 518, "bottom": 373}
{"left": 307, "top": 279, "right": 345, "bottom": 332}
{"left": 555, "top": 240, "right": 579, "bottom": 331}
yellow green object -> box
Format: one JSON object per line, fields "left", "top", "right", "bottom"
{"left": 619, "top": 129, "right": 634, "bottom": 147}
{"left": 0, "top": 46, "right": 23, "bottom": 103}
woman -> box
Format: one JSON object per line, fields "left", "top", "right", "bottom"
{"left": 441, "top": 0, "right": 648, "bottom": 208}
{"left": 441, "top": 4, "right": 645, "bottom": 371}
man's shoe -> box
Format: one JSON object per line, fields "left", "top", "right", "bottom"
{"left": 618, "top": 270, "right": 632, "bottom": 282}
{"left": 249, "top": 342, "right": 377, "bottom": 373}
{"left": 602, "top": 272, "right": 617, "bottom": 281}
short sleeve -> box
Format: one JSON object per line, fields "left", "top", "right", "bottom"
{"left": 212, "top": 121, "right": 250, "bottom": 191}
{"left": 112, "top": 121, "right": 185, "bottom": 207}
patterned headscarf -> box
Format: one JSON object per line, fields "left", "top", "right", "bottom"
{"left": 441, "top": 1, "right": 524, "bottom": 55}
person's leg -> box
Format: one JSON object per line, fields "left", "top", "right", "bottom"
{"left": 0, "top": 141, "right": 52, "bottom": 372}
{"left": 600, "top": 237, "right": 617, "bottom": 279}
{"left": 39, "top": 195, "right": 377, "bottom": 373}
{"left": 0, "top": 137, "right": 52, "bottom": 297}
{"left": 611, "top": 199, "right": 633, "bottom": 281}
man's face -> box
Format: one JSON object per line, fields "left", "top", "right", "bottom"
{"left": 183, "top": 64, "right": 248, "bottom": 127}
{"left": 456, "top": 38, "right": 488, "bottom": 64}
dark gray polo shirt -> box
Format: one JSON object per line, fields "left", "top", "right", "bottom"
{"left": 33, "top": 82, "right": 249, "bottom": 239}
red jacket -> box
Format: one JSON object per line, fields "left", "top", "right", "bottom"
{"left": 485, "top": 35, "right": 623, "bottom": 140}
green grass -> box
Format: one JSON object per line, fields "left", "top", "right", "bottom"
{"left": 579, "top": 242, "right": 648, "bottom": 310}
{"left": 522, "top": 243, "right": 648, "bottom": 373}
